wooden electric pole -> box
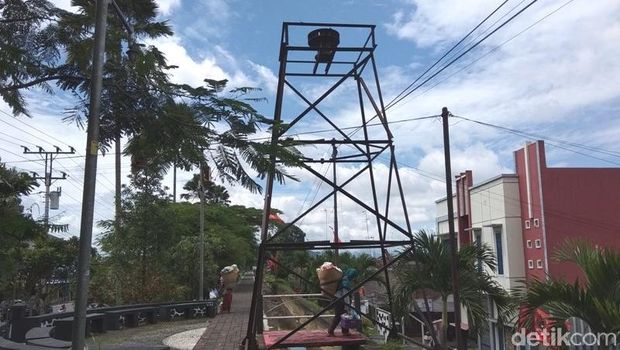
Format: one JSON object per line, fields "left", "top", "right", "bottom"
{"left": 442, "top": 106, "right": 464, "bottom": 350}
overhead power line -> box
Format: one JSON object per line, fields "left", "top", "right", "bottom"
{"left": 385, "top": 0, "right": 511, "bottom": 111}
{"left": 450, "top": 115, "right": 620, "bottom": 167}
{"left": 0, "top": 109, "right": 72, "bottom": 148}
{"left": 257, "top": 114, "right": 439, "bottom": 142}
{"left": 373, "top": 155, "right": 620, "bottom": 233}
{"left": 397, "top": 0, "right": 578, "bottom": 107}
{"left": 387, "top": 0, "right": 541, "bottom": 112}
{"left": 421, "top": 0, "right": 528, "bottom": 88}
{"left": 2, "top": 155, "right": 87, "bottom": 164}
{"left": 0, "top": 111, "right": 117, "bottom": 191}
{"left": 344, "top": 0, "right": 541, "bottom": 142}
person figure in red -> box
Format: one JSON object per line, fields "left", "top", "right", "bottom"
{"left": 221, "top": 288, "right": 233, "bottom": 313}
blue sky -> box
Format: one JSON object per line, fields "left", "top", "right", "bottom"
{"left": 2, "top": 0, "right": 620, "bottom": 243}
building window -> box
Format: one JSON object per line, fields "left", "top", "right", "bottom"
{"left": 527, "top": 240, "right": 532, "bottom": 248}
{"left": 496, "top": 323, "right": 505, "bottom": 350}
{"left": 474, "top": 229, "right": 482, "bottom": 272}
{"left": 442, "top": 238, "right": 451, "bottom": 251}
{"left": 533, "top": 218, "right": 540, "bottom": 227}
{"left": 528, "top": 260, "right": 534, "bottom": 269}
{"left": 494, "top": 226, "right": 504, "bottom": 275}
{"left": 486, "top": 296, "right": 496, "bottom": 319}
{"left": 537, "top": 259, "right": 543, "bottom": 269}
{"left": 525, "top": 220, "right": 531, "bottom": 229}
{"left": 535, "top": 239, "right": 542, "bottom": 248}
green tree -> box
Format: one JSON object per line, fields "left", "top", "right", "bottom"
{"left": 180, "top": 174, "right": 230, "bottom": 204}
{"left": 518, "top": 241, "right": 620, "bottom": 334}
{"left": 393, "top": 230, "right": 511, "bottom": 349}
{"left": 124, "top": 81, "right": 301, "bottom": 193}
{"left": 0, "top": 159, "right": 45, "bottom": 300}
{"left": 0, "top": 0, "right": 70, "bottom": 115}
{"left": 96, "top": 172, "right": 180, "bottom": 302}
{"left": 54, "top": 1, "right": 300, "bottom": 200}
{"left": 2, "top": 1, "right": 302, "bottom": 234}
{"left": 19, "top": 236, "right": 80, "bottom": 301}
{"left": 93, "top": 172, "right": 263, "bottom": 303}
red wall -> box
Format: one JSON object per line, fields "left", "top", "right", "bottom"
{"left": 515, "top": 141, "right": 547, "bottom": 281}
{"left": 515, "top": 141, "right": 620, "bottom": 283}
{"left": 542, "top": 167, "right": 620, "bottom": 281}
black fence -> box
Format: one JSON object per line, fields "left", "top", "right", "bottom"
{"left": 5, "top": 299, "right": 218, "bottom": 343}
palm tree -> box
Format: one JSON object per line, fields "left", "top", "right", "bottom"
{"left": 180, "top": 174, "right": 230, "bottom": 205}
{"left": 57, "top": 0, "right": 175, "bottom": 233}
{"left": 518, "top": 241, "right": 620, "bottom": 335}
{"left": 393, "top": 230, "right": 511, "bottom": 349}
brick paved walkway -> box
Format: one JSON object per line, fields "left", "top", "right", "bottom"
{"left": 193, "top": 275, "right": 254, "bottom": 350}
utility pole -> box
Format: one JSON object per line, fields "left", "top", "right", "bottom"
{"left": 72, "top": 0, "right": 109, "bottom": 348}
{"left": 441, "top": 107, "right": 464, "bottom": 350}
{"left": 199, "top": 164, "right": 209, "bottom": 300}
{"left": 22, "top": 146, "right": 75, "bottom": 228}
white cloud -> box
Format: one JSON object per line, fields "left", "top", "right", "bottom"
{"left": 6, "top": 0, "right": 620, "bottom": 245}
{"left": 249, "top": 62, "right": 278, "bottom": 93}
{"left": 386, "top": 0, "right": 502, "bottom": 46}
{"left": 156, "top": 0, "right": 181, "bottom": 15}
{"left": 147, "top": 38, "right": 283, "bottom": 94}
{"left": 54, "top": 0, "right": 179, "bottom": 16}
{"left": 204, "top": 0, "right": 232, "bottom": 22}
{"left": 418, "top": 143, "right": 511, "bottom": 182}
{"left": 52, "top": 0, "right": 78, "bottom": 12}
{"left": 381, "top": 0, "right": 620, "bottom": 135}
{"left": 262, "top": 159, "right": 444, "bottom": 243}
{"left": 0, "top": 99, "right": 121, "bottom": 241}
{"left": 148, "top": 36, "right": 254, "bottom": 88}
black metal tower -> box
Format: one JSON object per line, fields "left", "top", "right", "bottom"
{"left": 245, "top": 22, "right": 415, "bottom": 349}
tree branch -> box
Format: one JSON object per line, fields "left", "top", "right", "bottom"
{"left": 0, "top": 16, "right": 54, "bottom": 23}
{"left": 0, "top": 75, "right": 84, "bottom": 93}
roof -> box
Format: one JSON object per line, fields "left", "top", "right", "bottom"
{"left": 469, "top": 173, "right": 517, "bottom": 191}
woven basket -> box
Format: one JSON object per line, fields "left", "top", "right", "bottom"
{"left": 221, "top": 271, "right": 239, "bottom": 288}
{"left": 317, "top": 267, "right": 342, "bottom": 297}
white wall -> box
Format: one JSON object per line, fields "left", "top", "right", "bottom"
{"left": 435, "top": 195, "right": 457, "bottom": 235}
{"left": 470, "top": 176, "right": 525, "bottom": 291}
{"left": 434, "top": 176, "right": 526, "bottom": 334}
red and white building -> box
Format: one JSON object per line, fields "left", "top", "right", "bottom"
{"left": 436, "top": 140, "right": 620, "bottom": 350}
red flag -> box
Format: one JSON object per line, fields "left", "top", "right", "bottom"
{"left": 268, "top": 212, "right": 284, "bottom": 224}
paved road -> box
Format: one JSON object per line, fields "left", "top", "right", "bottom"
{"left": 193, "top": 276, "right": 253, "bottom": 350}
